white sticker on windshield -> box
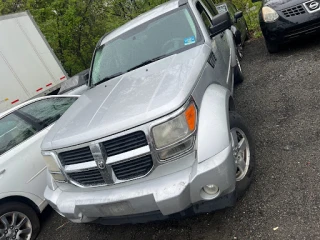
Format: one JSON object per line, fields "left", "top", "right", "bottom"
{"left": 184, "top": 36, "right": 196, "bottom": 46}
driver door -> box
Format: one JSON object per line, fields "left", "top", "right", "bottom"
{"left": 195, "top": 0, "right": 231, "bottom": 89}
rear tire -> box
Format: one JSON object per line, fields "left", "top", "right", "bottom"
{"left": 234, "top": 57, "right": 244, "bottom": 84}
{"left": 0, "top": 202, "right": 40, "bottom": 240}
{"left": 265, "top": 40, "right": 280, "bottom": 53}
{"left": 229, "top": 112, "right": 255, "bottom": 200}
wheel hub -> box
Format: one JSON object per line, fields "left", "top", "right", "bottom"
{"left": 6, "top": 228, "right": 14, "bottom": 238}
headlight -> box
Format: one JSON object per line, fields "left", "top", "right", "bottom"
{"left": 262, "top": 6, "right": 279, "bottom": 23}
{"left": 158, "top": 137, "right": 194, "bottom": 159}
{"left": 42, "top": 151, "right": 66, "bottom": 182}
{"left": 152, "top": 102, "right": 197, "bottom": 160}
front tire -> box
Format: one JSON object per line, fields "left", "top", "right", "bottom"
{"left": 0, "top": 202, "right": 40, "bottom": 240}
{"left": 229, "top": 112, "right": 255, "bottom": 200}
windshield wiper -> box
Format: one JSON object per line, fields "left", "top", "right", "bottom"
{"left": 127, "top": 54, "right": 169, "bottom": 72}
{"left": 93, "top": 72, "right": 125, "bottom": 86}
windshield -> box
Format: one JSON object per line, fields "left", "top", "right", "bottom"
{"left": 91, "top": 7, "right": 202, "bottom": 86}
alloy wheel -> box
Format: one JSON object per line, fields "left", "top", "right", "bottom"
{"left": 231, "top": 127, "right": 251, "bottom": 181}
{"left": 0, "top": 212, "right": 32, "bottom": 240}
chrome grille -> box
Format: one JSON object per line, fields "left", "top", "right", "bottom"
{"left": 68, "top": 168, "right": 104, "bottom": 186}
{"left": 59, "top": 147, "right": 94, "bottom": 166}
{"left": 102, "top": 131, "right": 148, "bottom": 156}
{"left": 112, "top": 155, "right": 153, "bottom": 180}
{"left": 57, "top": 131, "right": 153, "bottom": 187}
{"left": 282, "top": 5, "right": 306, "bottom": 17}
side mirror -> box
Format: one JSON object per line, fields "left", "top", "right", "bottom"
{"left": 209, "top": 12, "right": 232, "bottom": 38}
{"left": 234, "top": 11, "right": 243, "bottom": 22}
{"left": 84, "top": 73, "right": 89, "bottom": 85}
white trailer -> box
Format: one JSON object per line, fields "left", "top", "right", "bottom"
{"left": 0, "top": 11, "right": 68, "bottom": 112}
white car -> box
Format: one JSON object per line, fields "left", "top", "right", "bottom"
{"left": 0, "top": 95, "right": 78, "bottom": 240}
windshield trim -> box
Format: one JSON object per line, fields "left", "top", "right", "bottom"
{"left": 89, "top": 4, "right": 205, "bottom": 87}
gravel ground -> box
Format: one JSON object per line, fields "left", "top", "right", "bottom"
{"left": 37, "top": 37, "right": 320, "bottom": 240}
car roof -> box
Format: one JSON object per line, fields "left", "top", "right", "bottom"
{"left": 0, "top": 95, "right": 79, "bottom": 119}
{"left": 100, "top": 0, "right": 188, "bottom": 46}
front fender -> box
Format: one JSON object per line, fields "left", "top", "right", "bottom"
{"left": 197, "top": 84, "right": 232, "bottom": 163}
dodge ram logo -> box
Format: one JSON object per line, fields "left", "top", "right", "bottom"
{"left": 305, "top": 0, "right": 320, "bottom": 11}
{"left": 97, "top": 160, "right": 106, "bottom": 169}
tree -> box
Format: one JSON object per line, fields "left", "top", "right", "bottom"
{"left": 0, "top": 0, "right": 173, "bottom": 75}
{"left": 1, "top": 0, "right": 261, "bottom": 75}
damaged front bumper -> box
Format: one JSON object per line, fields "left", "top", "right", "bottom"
{"left": 45, "top": 144, "right": 236, "bottom": 224}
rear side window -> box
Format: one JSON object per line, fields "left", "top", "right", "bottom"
{"left": 0, "top": 114, "right": 37, "bottom": 155}
{"left": 19, "top": 97, "right": 77, "bottom": 129}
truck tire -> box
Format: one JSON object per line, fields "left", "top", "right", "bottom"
{"left": 0, "top": 202, "right": 40, "bottom": 240}
{"left": 265, "top": 40, "right": 280, "bottom": 53}
{"left": 234, "top": 57, "right": 244, "bottom": 84}
{"left": 229, "top": 111, "right": 255, "bottom": 200}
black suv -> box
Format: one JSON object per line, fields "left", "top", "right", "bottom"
{"left": 254, "top": 0, "right": 320, "bottom": 53}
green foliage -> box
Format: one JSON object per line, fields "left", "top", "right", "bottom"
{"left": 0, "top": 0, "right": 261, "bottom": 76}
{"left": 0, "top": 0, "right": 166, "bottom": 75}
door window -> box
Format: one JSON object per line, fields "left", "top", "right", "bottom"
{"left": 18, "top": 97, "right": 77, "bottom": 130}
{"left": 228, "top": 3, "right": 237, "bottom": 21}
{"left": 0, "top": 114, "right": 37, "bottom": 155}
{"left": 202, "top": 0, "right": 219, "bottom": 17}
{"left": 196, "top": 1, "right": 213, "bottom": 33}
{"left": 229, "top": 3, "right": 238, "bottom": 14}
{"left": 0, "top": 97, "right": 77, "bottom": 156}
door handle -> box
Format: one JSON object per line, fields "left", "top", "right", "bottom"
{"left": 0, "top": 169, "right": 5, "bottom": 175}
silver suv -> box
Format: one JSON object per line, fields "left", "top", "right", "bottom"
{"left": 41, "top": 0, "right": 255, "bottom": 225}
